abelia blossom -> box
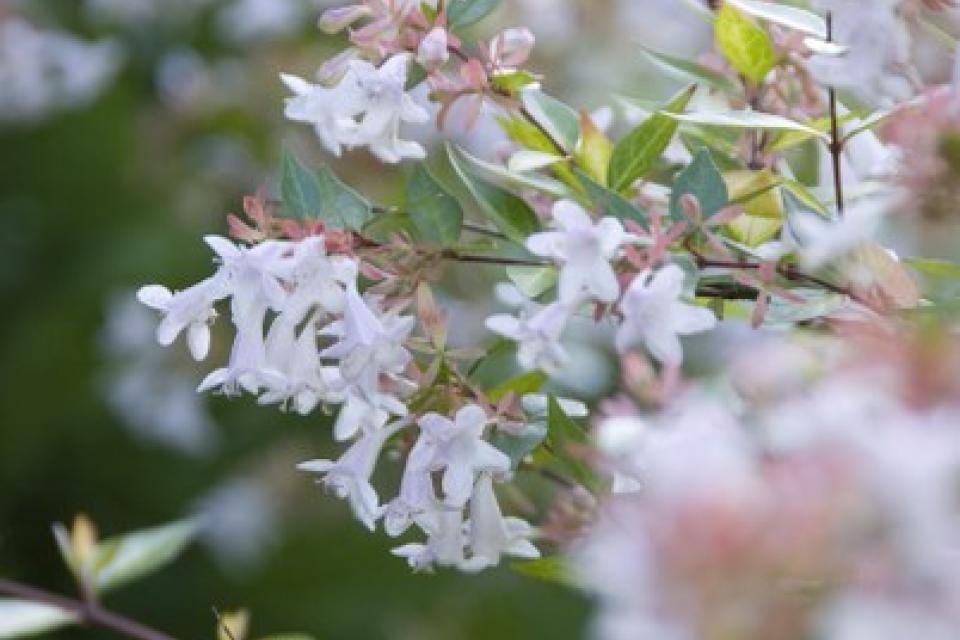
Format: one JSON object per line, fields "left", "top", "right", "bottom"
{"left": 282, "top": 54, "right": 428, "bottom": 163}
{"left": 615, "top": 264, "right": 716, "bottom": 366}
{"left": 462, "top": 473, "right": 540, "bottom": 571}
{"left": 298, "top": 419, "right": 407, "bottom": 531}
{"left": 485, "top": 300, "right": 574, "bottom": 372}
{"left": 416, "top": 405, "right": 510, "bottom": 508}
{"left": 526, "top": 200, "right": 638, "bottom": 304}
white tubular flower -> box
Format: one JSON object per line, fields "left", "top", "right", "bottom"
{"left": 137, "top": 278, "right": 225, "bottom": 361}
{"left": 196, "top": 237, "right": 291, "bottom": 395}
{"left": 489, "top": 27, "right": 536, "bottom": 68}
{"left": 392, "top": 507, "right": 468, "bottom": 572}
{"left": 417, "top": 26, "right": 449, "bottom": 69}
{"left": 461, "top": 473, "right": 540, "bottom": 572}
{"left": 417, "top": 405, "right": 510, "bottom": 508}
{"left": 526, "top": 200, "right": 636, "bottom": 304}
{"left": 485, "top": 301, "right": 573, "bottom": 372}
{"left": 298, "top": 419, "right": 406, "bottom": 531}
{"left": 383, "top": 434, "right": 440, "bottom": 537}
{"left": 347, "top": 54, "right": 430, "bottom": 163}
{"left": 616, "top": 264, "right": 716, "bottom": 366}
{"left": 280, "top": 72, "right": 361, "bottom": 157}
{"left": 320, "top": 286, "right": 414, "bottom": 401}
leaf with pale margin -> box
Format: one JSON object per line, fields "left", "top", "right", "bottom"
{"left": 520, "top": 89, "right": 581, "bottom": 153}
{"left": 664, "top": 110, "right": 828, "bottom": 139}
{"left": 508, "top": 150, "right": 564, "bottom": 173}
{"left": 608, "top": 84, "right": 696, "bottom": 194}
{"left": 0, "top": 601, "right": 77, "bottom": 639}
{"left": 447, "top": 144, "right": 542, "bottom": 245}
{"left": 93, "top": 519, "right": 197, "bottom": 593}
{"left": 406, "top": 165, "right": 463, "bottom": 247}
{"left": 725, "top": 0, "right": 826, "bottom": 38}
{"left": 715, "top": 4, "right": 778, "bottom": 83}
{"left": 448, "top": 142, "right": 574, "bottom": 199}
{"left": 640, "top": 46, "right": 740, "bottom": 95}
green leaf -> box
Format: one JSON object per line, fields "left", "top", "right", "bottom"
{"left": 315, "top": 166, "right": 372, "bottom": 231}
{"left": 447, "top": 144, "right": 542, "bottom": 244}
{"left": 545, "top": 397, "right": 600, "bottom": 492}
{"left": 511, "top": 556, "right": 580, "bottom": 588}
{"left": 663, "top": 110, "right": 828, "bottom": 139}
{"left": 905, "top": 258, "right": 960, "bottom": 280}
{"left": 508, "top": 150, "right": 564, "bottom": 173}
{"left": 447, "top": 0, "right": 500, "bottom": 28}
{"left": 0, "top": 601, "right": 77, "bottom": 639}
{"left": 723, "top": 170, "right": 784, "bottom": 247}
{"left": 491, "top": 70, "right": 540, "bottom": 95}
{"left": 489, "top": 370, "right": 548, "bottom": 403}
{"left": 506, "top": 265, "right": 558, "bottom": 298}
{"left": 257, "top": 636, "right": 318, "bottom": 640}
{"left": 715, "top": 4, "right": 778, "bottom": 84}
{"left": 361, "top": 210, "right": 417, "bottom": 242}
{"left": 493, "top": 422, "right": 548, "bottom": 468}
{"left": 93, "top": 519, "right": 197, "bottom": 593}
{"left": 405, "top": 165, "right": 463, "bottom": 247}
{"left": 281, "top": 149, "right": 372, "bottom": 230}
{"left": 725, "top": 0, "right": 826, "bottom": 38}
{"left": 640, "top": 46, "right": 740, "bottom": 95}
{"left": 281, "top": 148, "right": 323, "bottom": 221}
{"left": 670, "top": 148, "right": 729, "bottom": 221}
{"left": 608, "top": 84, "right": 696, "bottom": 194}
{"left": 448, "top": 140, "right": 574, "bottom": 199}
{"left": 575, "top": 169, "right": 647, "bottom": 226}
{"left": 520, "top": 89, "right": 581, "bottom": 153}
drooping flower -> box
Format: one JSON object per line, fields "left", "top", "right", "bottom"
{"left": 416, "top": 404, "right": 510, "bottom": 508}
{"left": 137, "top": 278, "right": 225, "bottom": 361}
{"left": 615, "top": 264, "right": 716, "bottom": 366}
{"left": 298, "top": 419, "right": 407, "bottom": 531}
{"left": 461, "top": 473, "right": 539, "bottom": 572}
{"left": 526, "top": 200, "right": 637, "bottom": 304}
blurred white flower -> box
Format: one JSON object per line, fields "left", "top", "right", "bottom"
{"left": 616, "top": 264, "right": 716, "bottom": 366}
{"left": 527, "top": 200, "right": 637, "bottom": 304}
{"left": 0, "top": 19, "right": 120, "bottom": 123}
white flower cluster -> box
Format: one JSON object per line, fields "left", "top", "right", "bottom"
{"left": 138, "top": 234, "right": 538, "bottom": 571}
{"left": 281, "top": 53, "right": 429, "bottom": 163}
{"left": 486, "top": 199, "right": 717, "bottom": 370}
{"left": 0, "top": 19, "right": 120, "bottom": 124}
{"left": 582, "top": 339, "right": 960, "bottom": 640}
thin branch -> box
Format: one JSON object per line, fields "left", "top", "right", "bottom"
{"left": 826, "top": 11, "right": 845, "bottom": 215}
{"left": 441, "top": 250, "right": 549, "bottom": 267}
{"left": 0, "top": 578, "right": 178, "bottom": 640}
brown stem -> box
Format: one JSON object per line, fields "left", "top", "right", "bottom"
{"left": 826, "top": 11, "right": 845, "bottom": 215}
{"left": 0, "top": 578, "right": 178, "bottom": 640}
{"left": 440, "top": 250, "right": 549, "bottom": 267}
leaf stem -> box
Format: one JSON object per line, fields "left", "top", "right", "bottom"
{"left": 0, "top": 578, "right": 179, "bottom": 640}
{"left": 826, "top": 11, "right": 845, "bottom": 215}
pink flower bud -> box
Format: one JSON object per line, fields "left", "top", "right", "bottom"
{"left": 490, "top": 27, "right": 535, "bottom": 68}
{"left": 417, "top": 26, "right": 449, "bottom": 69}
{"left": 318, "top": 5, "right": 371, "bottom": 34}
{"left": 316, "top": 48, "right": 359, "bottom": 86}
